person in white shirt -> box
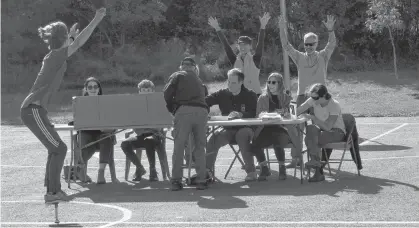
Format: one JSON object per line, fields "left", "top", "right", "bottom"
{"left": 297, "top": 83, "right": 346, "bottom": 182}
{"left": 278, "top": 14, "right": 337, "bottom": 168}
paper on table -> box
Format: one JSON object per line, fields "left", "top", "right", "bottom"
{"left": 209, "top": 116, "right": 230, "bottom": 121}
{"left": 260, "top": 113, "right": 283, "bottom": 120}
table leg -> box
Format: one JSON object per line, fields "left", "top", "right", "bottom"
{"left": 68, "top": 130, "right": 74, "bottom": 189}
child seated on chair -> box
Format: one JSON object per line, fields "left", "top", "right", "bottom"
{"left": 121, "top": 79, "right": 166, "bottom": 182}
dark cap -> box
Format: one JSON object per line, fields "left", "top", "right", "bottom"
{"left": 238, "top": 36, "right": 252, "bottom": 45}
{"left": 181, "top": 57, "right": 196, "bottom": 66}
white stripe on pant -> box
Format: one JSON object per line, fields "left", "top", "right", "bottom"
{"left": 32, "top": 108, "right": 59, "bottom": 147}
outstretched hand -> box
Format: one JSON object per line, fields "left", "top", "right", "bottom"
{"left": 322, "top": 15, "right": 336, "bottom": 31}
{"left": 95, "top": 7, "right": 106, "bottom": 20}
{"left": 208, "top": 17, "right": 221, "bottom": 31}
{"left": 277, "top": 15, "right": 287, "bottom": 29}
{"left": 68, "top": 23, "right": 80, "bottom": 40}
{"left": 259, "top": 12, "right": 271, "bottom": 29}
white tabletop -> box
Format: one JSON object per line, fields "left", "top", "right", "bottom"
{"left": 55, "top": 117, "right": 307, "bottom": 131}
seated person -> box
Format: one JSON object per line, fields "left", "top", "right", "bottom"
{"left": 121, "top": 79, "right": 165, "bottom": 182}
{"left": 75, "top": 77, "right": 117, "bottom": 184}
{"left": 205, "top": 68, "right": 258, "bottom": 182}
{"left": 297, "top": 83, "right": 346, "bottom": 182}
{"left": 251, "top": 72, "right": 293, "bottom": 181}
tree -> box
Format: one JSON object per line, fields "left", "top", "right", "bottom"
{"left": 366, "top": 0, "right": 404, "bottom": 79}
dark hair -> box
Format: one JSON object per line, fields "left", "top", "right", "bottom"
{"left": 310, "top": 83, "right": 331, "bottom": 99}
{"left": 82, "top": 77, "right": 103, "bottom": 96}
{"left": 38, "top": 21, "right": 68, "bottom": 50}
{"left": 228, "top": 68, "right": 245, "bottom": 82}
{"left": 238, "top": 36, "right": 252, "bottom": 45}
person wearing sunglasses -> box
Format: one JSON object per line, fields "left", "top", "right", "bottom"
{"left": 251, "top": 72, "right": 296, "bottom": 181}
{"left": 278, "top": 14, "right": 337, "bottom": 169}
{"left": 296, "top": 83, "right": 346, "bottom": 182}
{"left": 164, "top": 57, "right": 209, "bottom": 191}
{"left": 74, "top": 77, "right": 118, "bottom": 184}
{"left": 208, "top": 13, "right": 271, "bottom": 96}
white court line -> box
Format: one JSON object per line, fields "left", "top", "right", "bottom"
{"left": 1, "top": 221, "right": 418, "bottom": 225}
{"left": 1, "top": 200, "right": 132, "bottom": 228}
{"left": 359, "top": 123, "right": 409, "bottom": 146}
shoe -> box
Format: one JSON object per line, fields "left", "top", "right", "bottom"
{"left": 308, "top": 174, "right": 325, "bottom": 182}
{"left": 245, "top": 172, "right": 257, "bottom": 182}
{"left": 149, "top": 168, "right": 159, "bottom": 182}
{"left": 171, "top": 181, "right": 183, "bottom": 191}
{"left": 278, "top": 165, "right": 287, "bottom": 180}
{"left": 285, "top": 160, "right": 300, "bottom": 169}
{"left": 133, "top": 166, "right": 147, "bottom": 182}
{"left": 97, "top": 169, "right": 106, "bottom": 184}
{"left": 44, "top": 191, "right": 70, "bottom": 204}
{"left": 196, "top": 182, "right": 208, "bottom": 190}
{"left": 257, "top": 166, "right": 271, "bottom": 181}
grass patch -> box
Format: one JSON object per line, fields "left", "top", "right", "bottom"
{"left": 2, "top": 69, "right": 418, "bottom": 125}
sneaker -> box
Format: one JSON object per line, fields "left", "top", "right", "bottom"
{"left": 285, "top": 160, "right": 300, "bottom": 169}
{"left": 308, "top": 174, "right": 325, "bottom": 182}
{"left": 278, "top": 165, "right": 287, "bottom": 180}
{"left": 133, "top": 166, "right": 147, "bottom": 182}
{"left": 257, "top": 166, "right": 271, "bottom": 181}
{"left": 149, "top": 168, "right": 159, "bottom": 182}
{"left": 171, "top": 181, "right": 183, "bottom": 191}
{"left": 196, "top": 182, "right": 208, "bottom": 190}
{"left": 44, "top": 191, "right": 70, "bottom": 204}
{"left": 245, "top": 172, "right": 257, "bottom": 182}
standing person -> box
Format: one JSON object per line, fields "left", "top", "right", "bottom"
{"left": 163, "top": 57, "right": 209, "bottom": 191}
{"left": 20, "top": 8, "right": 106, "bottom": 204}
{"left": 208, "top": 13, "right": 271, "bottom": 96}
{"left": 278, "top": 14, "right": 337, "bottom": 168}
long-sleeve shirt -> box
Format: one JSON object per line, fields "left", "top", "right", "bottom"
{"left": 282, "top": 32, "right": 336, "bottom": 95}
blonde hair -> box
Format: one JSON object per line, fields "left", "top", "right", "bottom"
{"left": 38, "top": 21, "right": 68, "bottom": 49}
{"left": 265, "top": 72, "right": 288, "bottom": 109}
{"left": 137, "top": 79, "right": 155, "bottom": 90}
{"left": 304, "top": 32, "right": 318, "bottom": 42}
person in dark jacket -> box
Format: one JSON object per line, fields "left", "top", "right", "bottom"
{"left": 163, "top": 57, "right": 209, "bottom": 191}
{"left": 205, "top": 68, "right": 259, "bottom": 182}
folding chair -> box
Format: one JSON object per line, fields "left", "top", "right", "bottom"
{"left": 68, "top": 131, "right": 117, "bottom": 183}
{"left": 224, "top": 142, "right": 246, "bottom": 179}
{"left": 318, "top": 114, "right": 361, "bottom": 179}
{"left": 264, "top": 143, "right": 306, "bottom": 184}
{"left": 124, "top": 130, "right": 171, "bottom": 181}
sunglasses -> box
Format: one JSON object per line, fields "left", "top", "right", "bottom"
{"left": 304, "top": 42, "right": 316, "bottom": 47}
{"left": 267, "top": 81, "right": 277, "bottom": 85}
{"left": 311, "top": 96, "right": 320, "bottom": 100}
{"left": 182, "top": 62, "right": 195, "bottom": 67}
{"left": 87, "top": 85, "right": 98, "bottom": 90}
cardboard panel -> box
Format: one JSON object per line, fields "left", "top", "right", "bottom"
{"left": 145, "top": 92, "right": 173, "bottom": 126}
{"left": 98, "top": 94, "right": 148, "bottom": 128}
{"left": 72, "top": 96, "right": 100, "bottom": 129}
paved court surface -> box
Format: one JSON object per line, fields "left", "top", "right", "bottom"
{"left": 1, "top": 117, "right": 419, "bottom": 227}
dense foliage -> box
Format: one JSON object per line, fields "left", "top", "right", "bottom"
{"left": 2, "top": 0, "right": 418, "bottom": 91}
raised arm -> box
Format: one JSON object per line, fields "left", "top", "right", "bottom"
{"left": 319, "top": 15, "right": 337, "bottom": 61}
{"left": 208, "top": 17, "right": 237, "bottom": 65}
{"left": 68, "top": 8, "right": 106, "bottom": 57}
{"left": 253, "top": 12, "right": 270, "bottom": 69}
{"left": 278, "top": 15, "right": 303, "bottom": 65}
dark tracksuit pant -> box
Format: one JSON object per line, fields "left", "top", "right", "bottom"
{"left": 78, "top": 130, "right": 113, "bottom": 165}
{"left": 121, "top": 133, "right": 159, "bottom": 170}
{"left": 20, "top": 104, "right": 67, "bottom": 193}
